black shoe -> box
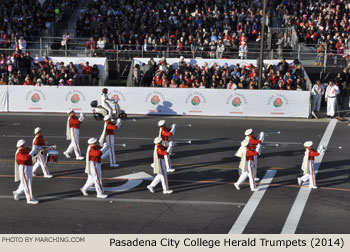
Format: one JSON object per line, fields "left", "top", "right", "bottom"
{"left": 327, "top": 115, "right": 330, "bottom": 118}
{"left": 330, "top": 116, "right": 335, "bottom": 118}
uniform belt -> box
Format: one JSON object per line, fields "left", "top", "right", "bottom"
{"left": 328, "top": 96, "right": 336, "bottom": 98}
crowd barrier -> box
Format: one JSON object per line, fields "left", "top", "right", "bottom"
{"left": 0, "top": 86, "right": 310, "bottom": 118}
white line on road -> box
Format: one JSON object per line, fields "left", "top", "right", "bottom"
{"left": 0, "top": 195, "right": 245, "bottom": 206}
{"left": 228, "top": 170, "right": 277, "bottom": 234}
{"left": 281, "top": 119, "right": 337, "bottom": 234}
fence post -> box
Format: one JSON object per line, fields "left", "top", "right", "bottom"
{"left": 39, "top": 37, "right": 42, "bottom": 57}
{"left": 298, "top": 44, "right": 301, "bottom": 61}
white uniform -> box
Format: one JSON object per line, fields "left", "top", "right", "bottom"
{"left": 101, "top": 93, "right": 114, "bottom": 117}
{"left": 64, "top": 113, "right": 84, "bottom": 159}
{"left": 32, "top": 135, "right": 51, "bottom": 177}
{"left": 158, "top": 124, "right": 176, "bottom": 172}
{"left": 14, "top": 147, "right": 37, "bottom": 203}
{"left": 82, "top": 145, "right": 109, "bottom": 196}
{"left": 235, "top": 147, "right": 258, "bottom": 191}
{"left": 99, "top": 119, "right": 121, "bottom": 167}
{"left": 325, "top": 84, "right": 340, "bottom": 117}
{"left": 148, "top": 141, "right": 172, "bottom": 194}
{"left": 299, "top": 148, "right": 319, "bottom": 188}
{"left": 311, "top": 84, "right": 325, "bottom": 112}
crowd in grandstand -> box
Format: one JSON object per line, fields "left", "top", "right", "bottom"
{"left": 276, "top": 0, "right": 350, "bottom": 64}
{"left": 133, "top": 56, "right": 306, "bottom": 90}
{"left": 0, "top": 0, "right": 78, "bottom": 49}
{"left": 78, "top": 0, "right": 271, "bottom": 58}
{"left": 0, "top": 50, "right": 99, "bottom": 86}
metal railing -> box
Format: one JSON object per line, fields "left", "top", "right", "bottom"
{"left": 1, "top": 37, "right": 349, "bottom": 70}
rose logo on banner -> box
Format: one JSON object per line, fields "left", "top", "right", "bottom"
{"left": 151, "top": 95, "right": 160, "bottom": 105}
{"left": 232, "top": 97, "right": 242, "bottom": 107}
{"left": 191, "top": 96, "right": 201, "bottom": 106}
{"left": 273, "top": 97, "right": 283, "bottom": 108}
{"left": 71, "top": 93, "right": 80, "bottom": 104}
{"left": 31, "top": 93, "right": 40, "bottom": 103}
{"left": 112, "top": 94, "right": 120, "bottom": 102}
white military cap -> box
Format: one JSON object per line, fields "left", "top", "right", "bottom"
{"left": 154, "top": 137, "right": 162, "bottom": 144}
{"left": 34, "top": 127, "right": 42, "bottom": 134}
{"left": 104, "top": 115, "right": 111, "bottom": 121}
{"left": 158, "top": 120, "right": 166, "bottom": 127}
{"left": 245, "top": 128, "right": 253, "bottom": 136}
{"left": 88, "top": 137, "right": 97, "bottom": 145}
{"left": 67, "top": 109, "right": 74, "bottom": 114}
{"left": 241, "top": 139, "right": 249, "bottom": 147}
{"left": 16, "top": 139, "right": 26, "bottom": 147}
{"left": 304, "top": 141, "right": 313, "bottom": 147}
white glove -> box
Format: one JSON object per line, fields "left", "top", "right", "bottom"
{"left": 167, "top": 141, "right": 174, "bottom": 155}
{"left": 103, "top": 142, "right": 109, "bottom": 148}
{"left": 170, "top": 123, "right": 176, "bottom": 135}
{"left": 79, "top": 112, "right": 85, "bottom": 121}
{"left": 256, "top": 144, "right": 262, "bottom": 155}
{"left": 116, "top": 118, "right": 122, "bottom": 128}
{"left": 259, "top": 132, "right": 265, "bottom": 142}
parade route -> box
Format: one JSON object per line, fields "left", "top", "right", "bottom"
{"left": 0, "top": 114, "right": 349, "bottom": 234}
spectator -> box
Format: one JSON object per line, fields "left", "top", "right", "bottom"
{"left": 17, "top": 37, "right": 27, "bottom": 53}
{"left": 85, "top": 37, "right": 97, "bottom": 56}
{"left": 61, "top": 32, "right": 70, "bottom": 50}
{"left": 82, "top": 61, "right": 92, "bottom": 84}
{"left": 91, "top": 64, "right": 99, "bottom": 86}
{"left": 238, "top": 41, "right": 248, "bottom": 59}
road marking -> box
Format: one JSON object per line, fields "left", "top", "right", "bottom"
{"left": 228, "top": 170, "right": 277, "bottom": 234}
{"left": 88, "top": 172, "right": 153, "bottom": 192}
{"left": 281, "top": 119, "right": 337, "bottom": 234}
{"left": 0, "top": 195, "right": 245, "bottom": 206}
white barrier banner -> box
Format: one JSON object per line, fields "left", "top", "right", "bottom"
{"left": 0, "top": 86, "right": 8, "bottom": 112}
{"left": 5, "top": 86, "right": 310, "bottom": 118}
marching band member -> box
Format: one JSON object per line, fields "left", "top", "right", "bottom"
{"left": 325, "top": 81, "right": 340, "bottom": 118}
{"left": 13, "top": 139, "right": 39, "bottom": 204}
{"left": 147, "top": 137, "right": 173, "bottom": 194}
{"left": 32, "top": 127, "right": 53, "bottom": 178}
{"left": 245, "top": 128, "right": 263, "bottom": 181}
{"left": 297, "top": 141, "right": 322, "bottom": 189}
{"left": 80, "top": 138, "right": 110, "bottom": 198}
{"left": 157, "top": 120, "right": 176, "bottom": 172}
{"left": 63, "top": 109, "right": 85, "bottom": 160}
{"left": 234, "top": 140, "right": 259, "bottom": 192}
{"left": 99, "top": 115, "right": 122, "bottom": 167}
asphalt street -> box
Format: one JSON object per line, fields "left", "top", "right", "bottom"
{"left": 0, "top": 113, "right": 349, "bottom": 234}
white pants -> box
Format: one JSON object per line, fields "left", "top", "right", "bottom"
{"left": 65, "top": 128, "right": 82, "bottom": 157}
{"left": 32, "top": 152, "right": 50, "bottom": 176}
{"left": 106, "top": 135, "right": 117, "bottom": 165}
{"left": 312, "top": 95, "right": 322, "bottom": 112}
{"left": 82, "top": 161, "right": 104, "bottom": 195}
{"left": 300, "top": 161, "right": 316, "bottom": 187}
{"left": 150, "top": 159, "right": 169, "bottom": 191}
{"left": 253, "top": 155, "right": 258, "bottom": 178}
{"left": 15, "top": 165, "right": 35, "bottom": 202}
{"left": 236, "top": 160, "right": 257, "bottom": 190}
{"left": 102, "top": 102, "right": 113, "bottom": 117}
{"left": 327, "top": 97, "right": 337, "bottom": 116}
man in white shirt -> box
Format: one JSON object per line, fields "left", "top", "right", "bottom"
{"left": 325, "top": 81, "right": 340, "bottom": 118}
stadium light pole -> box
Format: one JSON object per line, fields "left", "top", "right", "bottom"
{"left": 258, "top": 0, "right": 267, "bottom": 89}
